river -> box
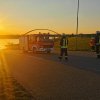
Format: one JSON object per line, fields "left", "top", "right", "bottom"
{"left": 0, "top": 39, "right": 19, "bottom": 49}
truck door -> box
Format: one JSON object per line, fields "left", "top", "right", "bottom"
{"left": 24, "top": 35, "right": 29, "bottom": 51}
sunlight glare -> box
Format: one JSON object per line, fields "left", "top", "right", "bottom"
{"left": 0, "top": 18, "right": 6, "bottom": 31}
{"left": 0, "top": 45, "right": 6, "bottom": 50}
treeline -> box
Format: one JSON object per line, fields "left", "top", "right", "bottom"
{"left": 0, "top": 35, "right": 20, "bottom": 39}
{"left": 67, "top": 34, "right": 95, "bottom": 38}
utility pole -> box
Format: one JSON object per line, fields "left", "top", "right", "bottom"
{"left": 76, "top": 0, "right": 79, "bottom": 50}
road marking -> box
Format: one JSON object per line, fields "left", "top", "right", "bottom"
{"left": 0, "top": 52, "right": 15, "bottom": 100}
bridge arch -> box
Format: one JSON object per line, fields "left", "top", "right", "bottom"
{"left": 24, "top": 29, "right": 59, "bottom": 35}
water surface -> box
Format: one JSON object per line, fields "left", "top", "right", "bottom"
{"left": 0, "top": 39, "right": 19, "bottom": 49}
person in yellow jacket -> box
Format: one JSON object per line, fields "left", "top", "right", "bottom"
{"left": 59, "top": 33, "right": 68, "bottom": 61}
{"left": 89, "top": 37, "right": 95, "bottom": 52}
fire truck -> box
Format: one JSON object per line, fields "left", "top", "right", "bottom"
{"left": 19, "top": 33, "right": 55, "bottom": 53}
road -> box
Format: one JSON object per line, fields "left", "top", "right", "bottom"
{"left": 0, "top": 50, "right": 100, "bottom": 100}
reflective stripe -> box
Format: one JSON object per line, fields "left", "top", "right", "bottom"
{"left": 97, "top": 42, "right": 100, "bottom": 45}
{"left": 61, "top": 39, "right": 68, "bottom": 48}
{"left": 65, "top": 56, "right": 68, "bottom": 57}
{"left": 61, "top": 46, "right": 67, "bottom": 48}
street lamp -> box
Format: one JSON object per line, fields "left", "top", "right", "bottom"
{"left": 76, "top": 0, "right": 79, "bottom": 50}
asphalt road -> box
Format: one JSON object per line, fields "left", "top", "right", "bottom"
{"left": 25, "top": 51, "right": 100, "bottom": 73}
{"left": 1, "top": 50, "right": 100, "bottom": 100}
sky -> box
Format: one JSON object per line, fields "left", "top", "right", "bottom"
{"left": 0, "top": 0, "right": 100, "bottom": 35}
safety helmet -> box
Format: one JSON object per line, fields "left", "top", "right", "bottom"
{"left": 62, "top": 33, "right": 66, "bottom": 38}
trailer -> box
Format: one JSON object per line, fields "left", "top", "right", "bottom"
{"left": 19, "top": 33, "right": 57, "bottom": 53}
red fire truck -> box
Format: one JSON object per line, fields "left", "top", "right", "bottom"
{"left": 19, "top": 33, "right": 55, "bottom": 53}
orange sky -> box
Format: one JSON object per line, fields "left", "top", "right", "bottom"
{"left": 0, "top": 0, "right": 100, "bottom": 35}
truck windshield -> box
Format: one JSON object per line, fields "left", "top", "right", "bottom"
{"left": 38, "top": 36, "right": 53, "bottom": 42}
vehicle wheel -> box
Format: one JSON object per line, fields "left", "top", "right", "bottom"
{"left": 33, "top": 47, "right": 36, "bottom": 53}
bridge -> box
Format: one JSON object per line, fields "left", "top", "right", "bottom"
{"left": 0, "top": 29, "right": 59, "bottom": 39}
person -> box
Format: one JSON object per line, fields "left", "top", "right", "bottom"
{"left": 95, "top": 31, "right": 100, "bottom": 58}
{"left": 89, "top": 37, "right": 95, "bottom": 51}
{"left": 59, "top": 33, "right": 68, "bottom": 61}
